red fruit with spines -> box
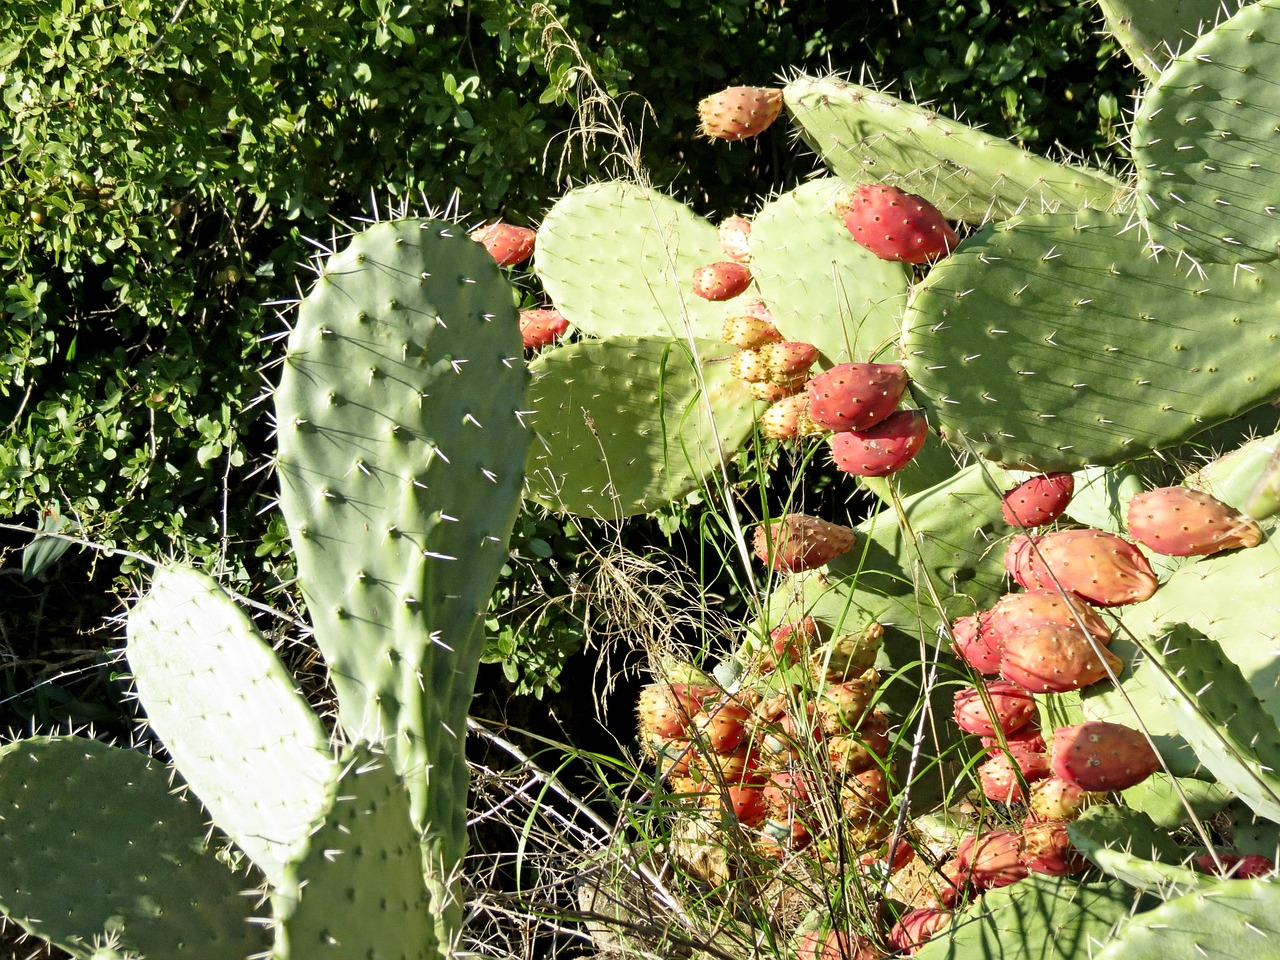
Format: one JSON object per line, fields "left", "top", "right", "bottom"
{"left": 692, "top": 261, "right": 752, "bottom": 301}
{"left": 826, "top": 713, "right": 891, "bottom": 776}
{"left": 922, "top": 857, "right": 972, "bottom": 910}
{"left": 697, "top": 86, "right": 784, "bottom": 141}
{"left": 1194, "top": 852, "right": 1275, "bottom": 878}
{"left": 1127, "top": 486, "right": 1264, "bottom": 557}
{"left": 815, "top": 670, "right": 879, "bottom": 734}
{"left": 951, "top": 610, "right": 1002, "bottom": 674}
{"left": 469, "top": 222, "right": 536, "bottom": 266}
{"left": 806, "top": 362, "right": 911, "bottom": 432}
{"left": 689, "top": 742, "right": 764, "bottom": 787}
{"left": 961, "top": 829, "right": 1029, "bottom": 891}
{"left": 759, "top": 616, "right": 819, "bottom": 672}
{"left": 840, "top": 766, "right": 892, "bottom": 825}
{"left": 999, "top": 622, "right": 1124, "bottom": 693}
{"left": 984, "top": 589, "right": 1112, "bottom": 653}
{"left": 759, "top": 393, "right": 811, "bottom": 441}
{"left": 757, "top": 706, "right": 824, "bottom": 766}
{"left": 978, "top": 747, "right": 1051, "bottom": 804}
{"left": 952, "top": 680, "right": 1038, "bottom": 738}
{"left": 759, "top": 340, "right": 820, "bottom": 385}
{"left": 1019, "top": 818, "right": 1089, "bottom": 876}
{"left": 752, "top": 513, "right": 855, "bottom": 572}
{"left": 857, "top": 837, "right": 917, "bottom": 877}
{"left": 653, "top": 739, "right": 694, "bottom": 780}
{"left": 717, "top": 215, "right": 753, "bottom": 263}
{"left": 691, "top": 699, "right": 752, "bottom": 752}
{"left": 1001, "top": 473, "right": 1076, "bottom": 528}
{"left": 722, "top": 299, "right": 782, "bottom": 349}
{"left": 750, "top": 379, "right": 802, "bottom": 403}
{"left": 518, "top": 308, "right": 568, "bottom": 350}
{"left": 636, "top": 682, "right": 719, "bottom": 741}
{"left": 887, "top": 907, "right": 952, "bottom": 955}
{"left": 1027, "top": 776, "right": 1102, "bottom": 821}
{"left": 715, "top": 783, "right": 769, "bottom": 827}
{"left": 837, "top": 183, "right": 959, "bottom": 264}
{"left": 979, "top": 723, "right": 1046, "bottom": 754}
{"left": 1051, "top": 721, "right": 1160, "bottom": 792}
{"left": 1006, "top": 528, "right": 1157, "bottom": 607}
{"left": 828, "top": 410, "right": 929, "bottom": 477}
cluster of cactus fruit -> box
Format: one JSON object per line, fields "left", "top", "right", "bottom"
{"left": 6, "top": 2, "right": 1280, "bottom": 959}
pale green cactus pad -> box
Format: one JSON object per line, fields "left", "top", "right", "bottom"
{"left": 0, "top": 736, "right": 269, "bottom": 960}
{"left": 127, "top": 563, "right": 335, "bottom": 891}
{"left": 534, "top": 182, "right": 727, "bottom": 340}
{"left": 783, "top": 76, "right": 1124, "bottom": 223}
{"left": 1068, "top": 806, "right": 1206, "bottom": 896}
{"left": 1097, "top": 0, "right": 1238, "bottom": 78}
{"left": 523, "top": 337, "right": 758, "bottom": 517}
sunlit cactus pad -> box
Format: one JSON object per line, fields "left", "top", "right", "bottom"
{"left": 783, "top": 76, "right": 1124, "bottom": 223}
{"left": 523, "top": 337, "right": 757, "bottom": 517}
{"left": 902, "top": 209, "right": 1280, "bottom": 470}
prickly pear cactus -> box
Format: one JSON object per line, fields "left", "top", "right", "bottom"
{"left": 275, "top": 217, "right": 530, "bottom": 941}
{"left": 1097, "top": 0, "right": 1239, "bottom": 78}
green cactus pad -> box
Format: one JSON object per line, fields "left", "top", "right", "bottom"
{"left": 278, "top": 743, "right": 434, "bottom": 960}
{"left": 1121, "top": 772, "right": 1232, "bottom": 829}
{"left": 523, "top": 337, "right": 757, "bottom": 517}
{"left": 913, "top": 874, "right": 1149, "bottom": 960}
{"left": 1189, "top": 429, "right": 1280, "bottom": 515}
{"left": 0, "top": 736, "right": 269, "bottom": 959}
{"left": 1098, "top": 0, "right": 1235, "bottom": 78}
{"left": 534, "top": 182, "right": 726, "bottom": 340}
{"left": 902, "top": 209, "right": 1280, "bottom": 471}
{"left": 1134, "top": 0, "right": 1280, "bottom": 263}
{"left": 783, "top": 76, "right": 1124, "bottom": 223}
{"left": 1068, "top": 806, "right": 1206, "bottom": 895}
{"left": 747, "top": 178, "right": 910, "bottom": 365}
{"left": 276, "top": 217, "right": 530, "bottom": 937}
{"left": 127, "top": 563, "right": 335, "bottom": 890}
{"left": 1092, "top": 879, "right": 1280, "bottom": 960}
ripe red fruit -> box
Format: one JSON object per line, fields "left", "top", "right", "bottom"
{"left": 984, "top": 589, "right": 1112, "bottom": 653}
{"left": 718, "top": 215, "right": 753, "bottom": 262}
{"left": 759, "top": 340, "right": 820, "bottom": 384}
{"left": 1001, "top": 473, "right": 1076, "bottom": 527}
{"left": 951, "top": 610, "right": 1002, "bottom": 674}
{"left": 752, "top": 513, "right": 856, "bottom": 572}
{"left": 806, "top": 362, "right": 910, "bottom": 432}
{"left": 999, "top": 622, "right": 1124, "bottom": 693}
{"left": 953, "top": 680, "right": 1038, "bottom": 738}
{"left": 1019, "top": 818, "right": 1089, "bottom": 876}
{"left": 1127, "top": 486, "right": 1264, "bottom": 557}
{"left": 692, "top": 261, "right": 752, "bottom": 300}
{"left": 722, "top": 299, "right": 781, "bottom": 349}
{"left": 828, "top": 410, "right": 929, "bottom": 477}
{"left": 518, "top": 308, "right": 568, "bottom": 350}
{"left": 978, "top": 747, "right": 1050, "bottom": 804}
{"left": 758, "top": 393, "right": 811, "bottom": 441}
{"left": 1193, "top": 852, "right": 1275, "bottom": 878}
{"left": 469, "top": 222, "right": 536, "bottom": 267}
{"left": 1051, "top": 721, "right": 1160, "bottom": 792}
{"left": 697, "top": 86, "right": 784, "bottom": 141}
{"left": 961, "top": 829, "right": 1028, "bottom": 890}
{"left": 887, "top": 907, "right": 952, "bottom": 954}
{"left": 837, "top": 183, "right": 958, "bottom": 264}
{"left": 1005, "top": 528, "right": 1157, "bottom": 607}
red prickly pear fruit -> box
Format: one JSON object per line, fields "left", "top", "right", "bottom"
{"left": 1027, "top": 775, "right": 1102, "bottom": 821}
{"left": 952, "top": 610, "right": 1002, "bottom": 674}
{"left": 718, "top": 215, "right": 753, "bottom": 263}
{"left": 952, "top": 680, "right": 1038, "bottom": 738}
{"left": 749, "top": 379, "right": 801, "bottom": 402}
{"left": 1193, "top": 852, "right": 1275, "bottom": 878}
{"left": 828, "top": 410, "right": 929, "bottom": 478}
{"left": 712, "top": 783, "right": 768, "bottom": 827}
{"left": 1005, "top": 533, "right": 1040, "bottom": 586}
{"left": 760, "top": 616, "right": 819, "bottom": 672}
{"left": 1008, "top": 528, "right": 1158, "bottom": 607}
{"left": 722, "top": 299, "right": 781, "bottom": 349}
{"left": 961, "top": 829, "right": 1029, "bottom": 891}
{"left": 697, "top": 86, "right": 784, "bottom": 141}
{"left": 518, "top": 308, "right": 568, "bottom": 351}
{"left": 840, "top": 766, "right": 891, "bottom": 825}
{"left": 923, "top": 857, "right": 971, "bottom": 910}
{"left": 690, "top": 699, "right": 753, "bottom": 753}
{"left": 653, "top": 739, "right": 694, "bottom": 780}
{"left": 636, "top": 682, "right": 719, "bottom": 742}
{"left": 1051, "top": 720, "right": 1160, "bottom": 792}
{"left": 1019, "top": 818, "right": 1089, "bottom": 876}
{"left": 836, "top": 183, "right": 959, "bottom": 264}
{"left": 1127, "top": 486, "right": 1264, "bottom": 557}
{"left": 468, "top": 222, "right": 536, "bottom": 267}
{"left": 689, "top": 742, "right": 764, "bottom": 786}
{"left": 805, "top": 362, "right": 910, "bottom": 432}
{"left": 692, "top": 261, "right": 752, "bottom": 301}
{"left": 985, "top": 589, "right": 1112, "bottom": 652}
{"left": 857, "top": 837, "right": 917, "bottom": 877}
{"left": 887, "top": 907, "right": 952, "bottom": 955}
{"left": 729, "top": 348, "right": 770, "bottom": 384}
{"left": 978, "top": 747, "right": 1050, "bottom": 804}
{"left": 759, "top": 393, "right": 811, "bottom": 441}
{"left": 752, "top": 513, "right": 855, "bottom": 572}
{"left": 759, "top": 340, "right": 819, "bottom": 384}
{"left": 1001, "top": 473, "right": 1076, "bottom": 527}
{"left": 795, "top": 928, "right": 879, "bottom": 960}
{"left": 815, "top": 670, "right": 880, "bottom": 734}
{"left": 826, "top": 714, "right": 891, "bottom": 776}
{"left": 979, "top": 721, "right": 1046, "bottom": 753}
{"left": 999, "top": 623, "right": 1124, "bottom": 693}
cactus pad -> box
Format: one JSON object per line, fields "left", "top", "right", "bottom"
{"left": 523, "top": 337, "right": 757, "bottom": 517}
{"left": 534, "top": 182, "right": 726, "bottom": 340}
{"left": 783, "top": 76, "right": 1123, "bottom": 223}
{"left": 902, "top": 209, "right": 1280, "bottom": 470}
{"left": 1134, "top": 0, "right": 1280, "bottom": 263}
{"left": 1097, "top": 0, "right": 1236, "bottom": 78}
{"left": 1067, "top": 806, "right": 1205, "bottom": 895}
{"left": 127, "top": 563, "right": 335, "bottom": 890}
{"left": 747, "top": 178, "right": 910, "bottom": 365}
{"left": 0, "top": 736, "right": 268, "bottom": 959}
{"left": 278, "top": 743, "right": 434, "bottom": 960}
